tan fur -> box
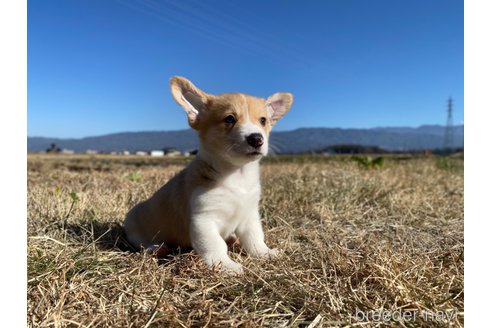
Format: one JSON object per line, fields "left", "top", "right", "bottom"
{"left": 124, "top": 159, "right": 220, "bottom": 248}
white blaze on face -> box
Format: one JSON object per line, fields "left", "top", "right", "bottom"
{"left": 238, "top": 122, "right": 265, "bottom": 140}
{"left": 236, "top": 108, "right": 268, "bottom": 155}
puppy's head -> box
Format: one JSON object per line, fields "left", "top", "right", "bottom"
{"left": 170, "top": 76, "right": 293, "bottom": 166}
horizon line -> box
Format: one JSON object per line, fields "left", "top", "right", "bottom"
{"left": 27, "top": 123, "right": 465, "bottom": 140}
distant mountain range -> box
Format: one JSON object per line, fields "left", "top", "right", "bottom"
{"left": 27, "top": 125, "right": 464, "bottom": 153}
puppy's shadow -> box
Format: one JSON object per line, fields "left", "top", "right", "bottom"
{"left": 64, "top": 220, "right": 193, "bottom": 261}
{"left": 65, "top": 219, "right": 134, "bottom": 252}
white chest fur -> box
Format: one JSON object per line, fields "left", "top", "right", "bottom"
{"left": 221, "top": 161, "right": 261, "bottom": 197}
{"left": 190, "top": 160, "right": 261, "bottom": 238}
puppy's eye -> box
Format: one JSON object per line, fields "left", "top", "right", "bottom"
{"left": 260, "top": 117, "right": 267, "bottom": 126}
{"left": 224, "top": 115, "right": 236, "bottom": 125}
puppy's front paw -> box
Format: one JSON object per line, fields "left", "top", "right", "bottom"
{"left": 256, "top": 247, "right": 279, "bottom": 259}
{"left": 216, "top": 259, "right": 244, "bottom": 275}
{"left": 250, "top": 245, "right": 280, "bottom": 259}
{"left": 265, "top": 247, "right": 279, "bottom": 258}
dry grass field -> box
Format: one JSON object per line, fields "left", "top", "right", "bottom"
{"left": 27, "top": 154, "right": 463, "bottom": 327}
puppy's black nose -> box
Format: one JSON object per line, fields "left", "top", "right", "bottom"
{"left": 246, "top": 133, "right": 264, "bottom": 149}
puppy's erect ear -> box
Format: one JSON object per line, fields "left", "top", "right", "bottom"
{"left": 170, "top": 76, "right": 211, "bottom": 128}
{"left": 265, "top": 92, "right": 293, "bottom": 125}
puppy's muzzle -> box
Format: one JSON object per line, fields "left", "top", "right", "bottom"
{"left": 246, "top": 133, "right": 264, "bottom": 149}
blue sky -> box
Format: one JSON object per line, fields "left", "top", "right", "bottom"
{"left": 28, "top": 0, "right": 464, "bottom": 138}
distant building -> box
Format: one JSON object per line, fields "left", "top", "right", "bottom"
{"left": 150, "top": 150, "right": 164, "bottom": 157}
{"left": 122, "top": 151, "right": 130, "bottom": 156}
{"left": 135, "top": 151, "right": 147, "bottom": 156}
{"left": 86, "top": 150, "right": 98, "bottom": 154}
{"left": 61, "top": 149, "right": 75, "bottom": 154}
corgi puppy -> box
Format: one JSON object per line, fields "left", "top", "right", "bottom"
{"left": 124, "top": 76, "right": 293, "bottom": 274}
